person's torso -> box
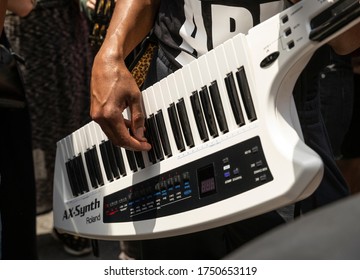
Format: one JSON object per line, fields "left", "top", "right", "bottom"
{"left": 154, "top": 0, "right": 285, "bottom": 68}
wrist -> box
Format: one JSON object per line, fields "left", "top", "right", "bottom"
{"left": 97, "top": 35, "right": 126, "bottom": 65}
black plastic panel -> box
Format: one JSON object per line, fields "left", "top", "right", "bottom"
{"left": 103, "top": 136, "right": 273, "bottom": 223}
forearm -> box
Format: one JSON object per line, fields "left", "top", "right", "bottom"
{"left": 90, "top": 0, "right": 159, "bottom": 151}
{"left": 99, "top": 0, "right": 160, "bottom": 61}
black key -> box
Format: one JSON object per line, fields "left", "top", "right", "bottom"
{"left": 100, "top": 141, "right": 114, "bottom": 181}
{"left": 84, "top": 149, "right": 98, "bottom": 189}
{"left": 209, "top": 81, "right": 228, "bottom": 133}
{"left": 126, "top": 129, "right": 147, "bottom": 168}
{"left": 65, "top": 159, "right": 81, "bottom": 197}
{"left": 104, "top": 140, "right": 120, "bottom": 179}
{"left": 134, "top": 151, "right": 145, "bottom": 169}
{"left": 145, "top": 118, "right": 157, "bottom": 164}
{"left": 176, "top": 98, "right": 195, "bottom": 148}
{"left": 224, "top": 72, "right": 245, "bottom": 126}
{"left": 199, "top": 86, "right": 218, "bottom": 137}
{"left": 167, "top": 103, "right": 185, "bottom": 152}
{"left": 125, "top": 149, "right": 138, "bottom": 172}
{"left": 148, "top": 114, "right": 164, "bottom": 161}
{"left": 236, "top": 66, "right": 257, "bottom": 121}
{"left": 74, "top": 155, "right": 89, "bottom": 194}
{"left": 112, "top": 145, "right": 127, "bottom": 176}
{"left": 155, "top": 110, "right": 172, "bottom": 157}
{"left": 190, "top": 91, "right": 209, "bottom": 142}
{"left": 85, "top": 146, "right": 104, "bottom": 187}
{"left": 90, "top": 146, "right": 104, "bottom": 186}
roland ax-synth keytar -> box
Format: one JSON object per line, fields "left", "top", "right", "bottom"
{"left": 53, "top": 0, "right": 360, "bottom": 240}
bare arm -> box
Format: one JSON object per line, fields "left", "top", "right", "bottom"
{"left": 90, "top": 0, "right": 160, "bottom": 151}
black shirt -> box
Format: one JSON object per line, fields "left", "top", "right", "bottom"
{"left": 154, "top": 0, "right": 284, "bottom": 68}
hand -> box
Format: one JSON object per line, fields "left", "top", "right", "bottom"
{"left": 90, "top": 47, "right": 152, "bottom": 151}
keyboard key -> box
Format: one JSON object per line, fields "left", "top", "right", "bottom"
{"left": 224, "top": 72, "right": 245, "bottom": 126}
{"left": 209, "top": 80, "right": 229, "bottom": 133}
{"left": 236, "top": 66, "right": 257, "bottom": 121}
{"left": 190, "top": 90, "right": 209, "bottom": 142}
{"left": 155, "top": 109, "right": 172, "bottom": 157}
{"left": 167, "top": 103, "right": 186, "bottom": 152}
{"left": 176, "top": 98, "right": 195, "bottom": 148}
{"left": 199, "top": 86, "right": 218, "bottom": 137}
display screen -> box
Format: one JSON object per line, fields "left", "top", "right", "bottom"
{"left": 197, "top": 164, "right": 217, "bottom": 197}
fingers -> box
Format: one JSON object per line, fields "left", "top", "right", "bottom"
{"left": 90, "top": 53, "right": 151, "bottom": 152}
{"left": 95, "top": 112, "right": 151, "bottom": 152}
{"left": 113, "top": 87, "right": 151, "bottom": 151}
{"left": 129, "top": 96, "right": 147, "bottom": 142}
{"left": 90, "top": 90, "right": 151, "bottom": 151}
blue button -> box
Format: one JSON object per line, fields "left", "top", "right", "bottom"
{"left": 184, "top": 190, "right": 192, "bottom": 196}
